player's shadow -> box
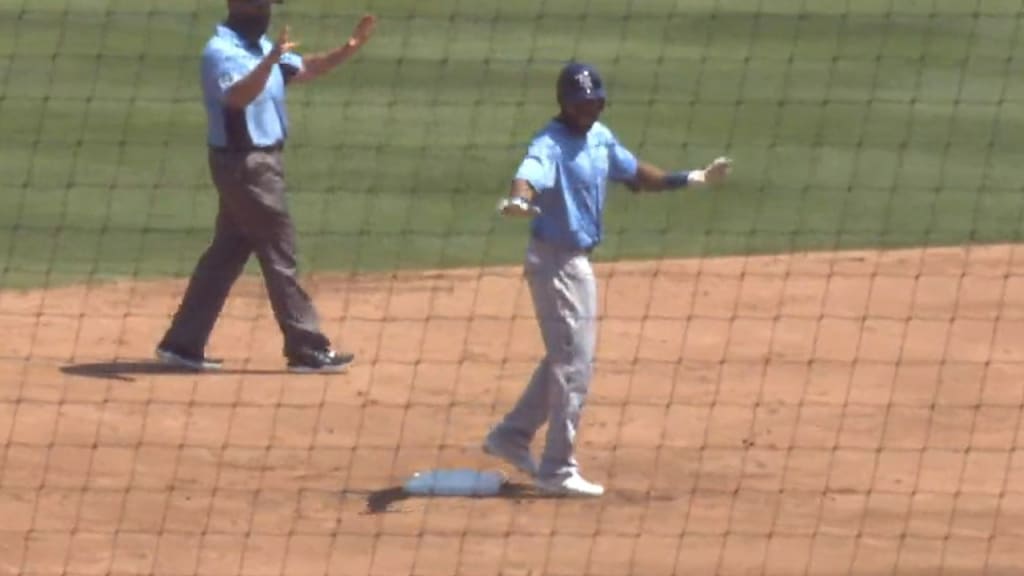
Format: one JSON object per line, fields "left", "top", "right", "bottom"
{"left": 357, "top": 479, "right": 680, "bottom": 513}
{"left": 59, "top": 360, "right": 294, "bottom": 382}
{"left": 359, "top": 482, "right": 565, "bottom": 514}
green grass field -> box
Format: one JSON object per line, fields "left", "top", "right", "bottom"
{"left": 2, "top": 0, "right": 1023, "bottom": 288}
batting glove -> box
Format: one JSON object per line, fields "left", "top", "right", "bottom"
{"left": 688, "top": 156, "right": 733, "bottom": 186}
{"left": 496, "top": 196, "right": 540, "bottom": 217}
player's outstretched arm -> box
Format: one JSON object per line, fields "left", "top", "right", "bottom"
{"left": 496, "top": 179, "right": 541, "bottom": 217}
{"left": 290, "top": 14, "right": 376, "bottom": 84}
{"left": 627, "top": 156, "right": 733, "bottom": 193}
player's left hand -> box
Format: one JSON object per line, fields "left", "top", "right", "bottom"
{"left": 691, "top": 156, "right": 732, "bottom": 186}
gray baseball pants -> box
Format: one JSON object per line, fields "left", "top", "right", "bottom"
{"left": 159, "top": 147, "right": 330, "bottom": 357}
{"left": 493, "top": 236, "right": 598, "bottom": 480}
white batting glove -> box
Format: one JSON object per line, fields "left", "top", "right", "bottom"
{"left": 688, "top": 156, "right": 733, "bottom": 186}
{"left": 496, "top": 196, "right": 540, "bottom": 217}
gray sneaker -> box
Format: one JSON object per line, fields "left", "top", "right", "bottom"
{"left": 155, "top": 345, "right": 223, "bottom": 372}
{"left": 482, "top": 430, "right": 538, "bottom": 477}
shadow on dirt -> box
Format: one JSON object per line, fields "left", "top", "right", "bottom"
{"left": 60, "top": 360, "right": 294, "bottom": 381}
{"left": 356, "top": 482, "right": 567, "bottom": 514}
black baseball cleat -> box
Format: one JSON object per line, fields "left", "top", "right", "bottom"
{"left": 155, "top": 345, "right": 223, "bottom": 372}
{"left": 286, "top": 348, "right": 354, "bottom": 373}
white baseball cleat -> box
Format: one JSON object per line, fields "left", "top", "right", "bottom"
{"left": 535, "top": 472, "right": 605, "bottom": 497}
{"left": 482, "top": 431, "right": 538, "bottom": 477}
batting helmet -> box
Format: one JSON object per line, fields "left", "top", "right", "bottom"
{"left": 557, "top": 62, "right": 606, "bottom": 105}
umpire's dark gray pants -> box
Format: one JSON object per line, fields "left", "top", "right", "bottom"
{"left": 161, "top": 147, "right": 330, "bottom": 356}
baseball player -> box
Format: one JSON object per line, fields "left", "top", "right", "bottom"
{"left": 155, "top": 0, "right": 376, "bottom": 372}
{"left": 482, "top": 61, "right": 732, "bottom": 496}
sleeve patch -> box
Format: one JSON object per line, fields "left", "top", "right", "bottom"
{"left": 218, "top": 72, "right": 243, "bottom": 90}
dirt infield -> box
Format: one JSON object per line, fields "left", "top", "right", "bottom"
{"left": 2, "top": 244, "right": 1024, "bottom": 575}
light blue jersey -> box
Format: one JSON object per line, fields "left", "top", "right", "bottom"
{"left": 200, "top": 24, "right": 304, "bottom": 149}
{"left": 514, "top": 119, "right": 639, "bottom": 252}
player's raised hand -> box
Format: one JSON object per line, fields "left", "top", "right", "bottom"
{"left": 270, "top": 26, "right": 299, "bottom": 62}
{"left": 348, "top": 14, "right": 377, "bottom": 49}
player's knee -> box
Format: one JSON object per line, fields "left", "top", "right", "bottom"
{"left": 549, "top": 361, "right": 592, "bottom": 393}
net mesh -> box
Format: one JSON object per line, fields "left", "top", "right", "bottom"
{"left": 2, "top": 0, "right": 1024, "bottom": 574}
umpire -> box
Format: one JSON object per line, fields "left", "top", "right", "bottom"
{"left": 156, "top": 0, "right": 376, "bottom": 372}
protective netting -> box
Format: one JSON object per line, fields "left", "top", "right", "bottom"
{"left": 2, "top": 1, "right": 1024, "bottom": 574}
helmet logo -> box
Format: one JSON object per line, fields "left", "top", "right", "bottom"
{"left": 575, "top": 71, "right": 595, "bottom": 93}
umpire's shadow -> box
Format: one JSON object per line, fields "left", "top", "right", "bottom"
{"left": 59, "top": 359, "right": 294, "bottom": 382}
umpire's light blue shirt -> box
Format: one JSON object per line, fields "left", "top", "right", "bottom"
{"left": 200, "top": 24, "right": 304, "bottom": 149}
{"left": 515, "top": 119, "right": 639, "bottom": 252}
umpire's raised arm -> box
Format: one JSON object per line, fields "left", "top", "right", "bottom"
{"left": 222, "top": 25, "right": 299, "bottom": 109}
{"left": 289, "top": 14, "right": 376, "bottom": 84}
